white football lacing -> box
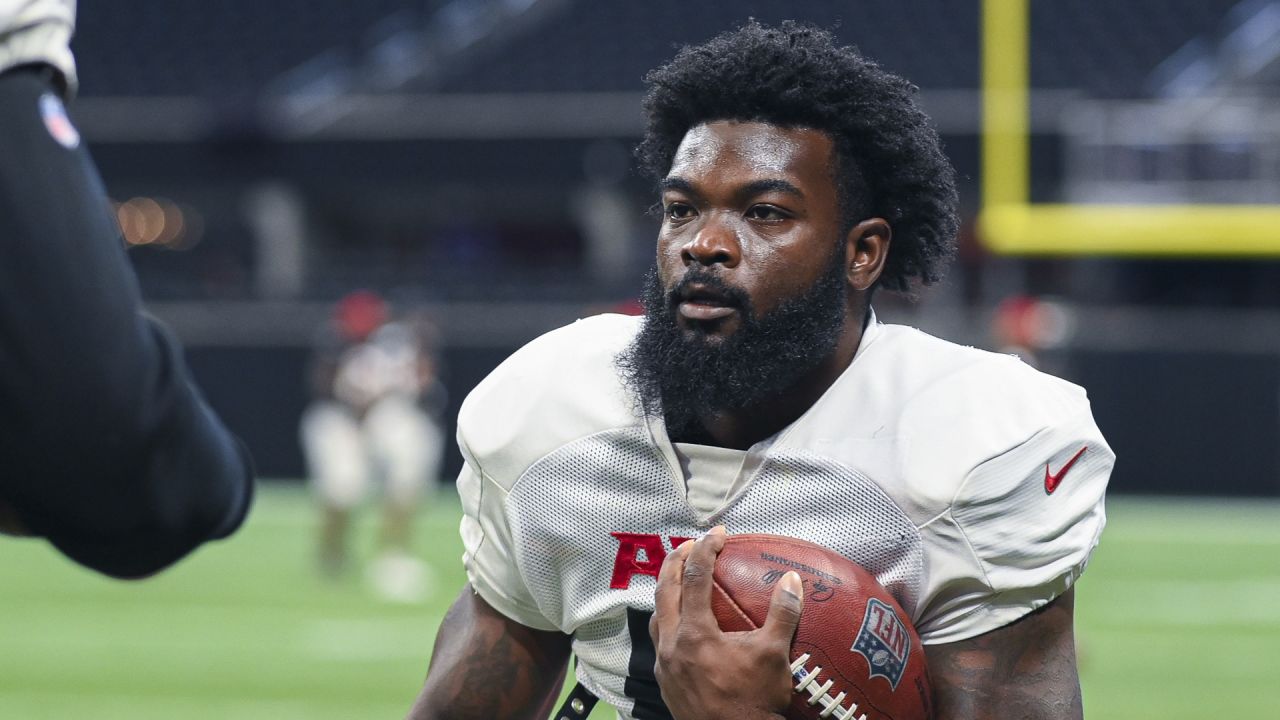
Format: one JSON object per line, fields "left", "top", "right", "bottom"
{"left": 790, "top": 653, "right": 868, "bottom": 720}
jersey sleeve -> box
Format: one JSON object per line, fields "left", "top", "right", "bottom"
{"left": 0, "top": 0, "right": 77, "bottom": 96}
{"left": 917, "top": 404, "right": 1113, "bottom": 644}
{"left": 456, "top": 436, "right": 560, "bottom": 632}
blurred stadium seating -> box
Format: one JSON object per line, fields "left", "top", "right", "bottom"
{"left": 75, "top": 0, "right": 433, "bottom": 97}
{"left": 72, "top": 0, "right": 1248, "bottom": 96}
{"left": 58, "top": 0, "right": 1280, "bottom": 490}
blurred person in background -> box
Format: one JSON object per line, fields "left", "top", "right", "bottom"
{"left": 300, "top": 291, "right": 445, "bottom": 602}
{"left": 991, "top": 295, "right": 1079, "bottom": 379}
{"left": 0, "top": 0, "right": 252, "bottom": 576}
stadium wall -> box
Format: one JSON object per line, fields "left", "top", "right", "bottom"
{"left": 181, "top": 340, "right": 1280, "bottom": 498}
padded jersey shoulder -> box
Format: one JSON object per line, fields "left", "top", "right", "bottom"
{"left": 457, "top": 314, "right": 644, "bottom": 491}
{"left": 786, "top": 323, "right": 1097, "bottom": 523}
{"left": 879, "top": 324, "right": 1088, "bottom": 433}
{"left": 885, "top": 325, "right": 1092, "bottom": 501}
{"left": 854, "top": 327, "right": 1110, "bottom": 642}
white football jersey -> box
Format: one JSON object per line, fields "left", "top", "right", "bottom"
{"left": 456, "top": 312, "right": 1112, "bottom": 719}
{"left": 0, "top": 0, "right": 76, "bottom": 93}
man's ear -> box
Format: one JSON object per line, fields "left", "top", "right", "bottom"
{"left": 845, "top": 218, "right": 891, "bottom": 291}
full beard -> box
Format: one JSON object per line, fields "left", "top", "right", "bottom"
{"left": 616, "top": 250, "right": 849, "bottom": 441}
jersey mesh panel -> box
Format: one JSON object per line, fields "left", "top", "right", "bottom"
{"left": 746, "top": 450, "right": 924, "bottom": 614}
{"left": 506, "top": 429, "right": 924, "bottom": 719}
{"left": 508, "top": 427, "right": 688, "bottom": 716}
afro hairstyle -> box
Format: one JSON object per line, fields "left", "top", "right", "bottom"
{"left": 636, "top": 20, "right": 959, "bottom": 293}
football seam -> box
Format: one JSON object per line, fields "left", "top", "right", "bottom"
{"left": 711, "top": 579, "right": 759, "bottom": 629}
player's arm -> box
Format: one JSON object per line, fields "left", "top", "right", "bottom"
{"left": 0, "top": 58, "right": 252, "bottom": 574}
{"left": 406, "top": 585, "right": 571, "bottom": 720}
{"left": 918, "top": 380, "right": 1111, "bottom": 719}
{"left": 925, "top": 588, "right": 1081, "bottom": 720}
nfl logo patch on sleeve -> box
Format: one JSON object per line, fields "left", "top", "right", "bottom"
{"left": 851, "top": 597, "right": 911, "bottom": 690}
{"left": 39, "top": 93, "right": 80, "bottom": 150}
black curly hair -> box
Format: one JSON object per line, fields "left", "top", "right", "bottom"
{"left": 636, "top": 20, "right": 959, "bottom": 293}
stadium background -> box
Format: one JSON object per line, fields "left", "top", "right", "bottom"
{"left": 3, "top": 0, "right": 1279, "bottom": 717}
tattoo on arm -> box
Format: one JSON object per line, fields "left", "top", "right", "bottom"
{"left": 924, "top": 588, "right": 1083, "bottom": 720}
{"left": 408, "top": 584, "right": 571, "bottom": 720}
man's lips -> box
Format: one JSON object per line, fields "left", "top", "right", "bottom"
{"left": 678, "top": 301, "right": 736, "bottom": 321}
{"left": 675, "top": 283, "right": 738, "bottom": 321}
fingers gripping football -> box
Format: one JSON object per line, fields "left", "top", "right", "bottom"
{"left": 649, "top": 527, "right": 803, "bottom": 720}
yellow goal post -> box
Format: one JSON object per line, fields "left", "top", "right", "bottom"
{"left": 977, "top": 0, "right": 1280, "bottom": 257}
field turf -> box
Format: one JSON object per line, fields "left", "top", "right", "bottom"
{"left": 1, "top": 485, "right": 1277, "bottom": 718}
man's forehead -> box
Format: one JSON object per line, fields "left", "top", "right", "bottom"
{"left": 667, "top": 120, "right": 833, "bottom": 183}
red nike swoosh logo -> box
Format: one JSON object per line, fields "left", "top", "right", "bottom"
{"left": 1044, "top": 446, "right": 1088, "bottom": 494}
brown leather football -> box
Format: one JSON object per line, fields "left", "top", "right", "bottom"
{"left": 711, "top": 534, "right": 933, "bottom": 720}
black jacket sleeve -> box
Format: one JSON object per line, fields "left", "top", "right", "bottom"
{"left": 0, "top": 67, "right": 253, "bottom": 578}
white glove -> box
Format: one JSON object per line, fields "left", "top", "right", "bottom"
{"left": 0, "top": 0, "right": 76, "bottom": 96}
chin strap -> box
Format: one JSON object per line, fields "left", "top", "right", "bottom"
{"left": 550, "top": 682, "right": 599, "bottom": 720}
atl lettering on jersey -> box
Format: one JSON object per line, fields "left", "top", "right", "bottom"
{"left": 609, "top": 533, "right": 693, "bottom": 589}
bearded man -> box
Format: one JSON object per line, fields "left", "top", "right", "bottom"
{"left": 409, "top": 21, "right": 1112, "bottom": 720}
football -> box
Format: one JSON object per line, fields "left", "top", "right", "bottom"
{"left": 711, "top": 534, "right": 932, "bottom": 720}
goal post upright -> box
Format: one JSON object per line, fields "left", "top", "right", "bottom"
{"left": 980, "top": 0, "right": 1029, "bottom": 210}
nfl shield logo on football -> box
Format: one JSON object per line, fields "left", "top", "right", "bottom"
{"left": 39, "top": 93, "right": 80, "bottom": 149}
{"left": 850, "top": 598, "right": 911, "bottom": 691}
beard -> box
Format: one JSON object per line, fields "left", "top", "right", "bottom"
{"left": 616, "top": 249, "right": 849, "bottom": 441}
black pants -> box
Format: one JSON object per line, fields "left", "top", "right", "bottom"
{"left": 0, "top": 67, "right": 252, "bottom": 577}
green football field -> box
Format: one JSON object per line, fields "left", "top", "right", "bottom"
{"left": 2, "top": 484, "right": 1278, "bottom": 719}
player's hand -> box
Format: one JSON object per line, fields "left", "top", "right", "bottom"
{"left": 649, "top": 526, "right": 803, "bottom": 720}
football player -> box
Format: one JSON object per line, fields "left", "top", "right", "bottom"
{"left": 0, "top": 0, "right": 253, "bottom": 576}
{"left": 300, "top": 292, "right": 445, "bottom": 600}
{"left": 408, "top": 21, "right": 1112, "bottom": 720}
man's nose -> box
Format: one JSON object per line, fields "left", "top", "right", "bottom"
{"left": 681, "top": 215, "right": 740, "bottom": 268}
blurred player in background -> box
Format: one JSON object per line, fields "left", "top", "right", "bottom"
{"left": 0, "top": 0, "right": 252, "bottom": 576}
{"left": 409, "top": 21, "right": 1113, "bottom": 720}
{"left": 300, "top": 290, "right": 445, "bottom": 602}
{"left": 991, "top": 294, "right": 1078, "bottom": 378}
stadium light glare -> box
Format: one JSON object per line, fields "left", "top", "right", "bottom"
{"left": 114, "top": 196, "right": 200, "bottom": 250}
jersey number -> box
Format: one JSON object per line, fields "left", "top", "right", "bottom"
{"left": 624, "top": 607, "right": 674, "bottom": 720}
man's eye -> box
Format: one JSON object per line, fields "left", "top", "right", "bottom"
{"left": 665, "top": 203, "right": 695, "bottom": 220}
{"left": 747, "top": 205, "right": 789, "bottom": 221}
